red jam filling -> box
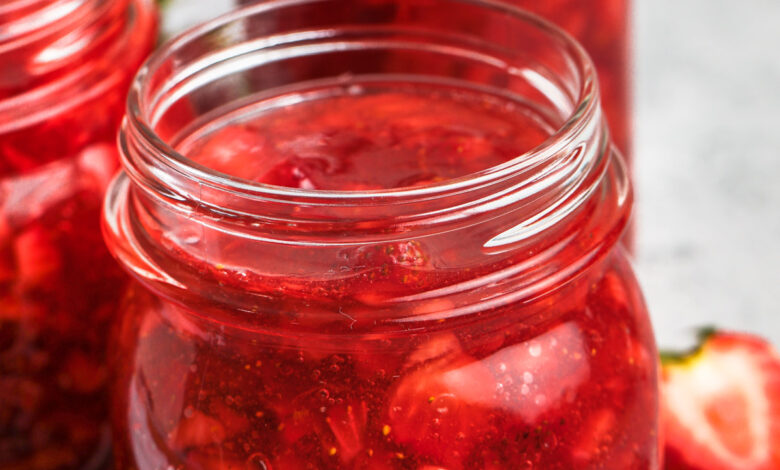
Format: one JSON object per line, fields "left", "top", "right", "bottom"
{"left": 0, "top": 144, "right": 123, "bottom": 467}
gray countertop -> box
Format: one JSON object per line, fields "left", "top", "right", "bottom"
{"left": 635, "top": 0, "right": 780, "bottom": 348}
{"left": 161, "top": 0, "right": 780, "bottom": 349}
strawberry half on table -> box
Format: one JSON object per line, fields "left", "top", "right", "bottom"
{"left": 661, "top": 330, "right": 780, "bottom": 470}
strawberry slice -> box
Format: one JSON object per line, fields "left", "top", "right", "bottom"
{"left": 386, "top": 334, "right": 492, "bottom": 468}
{"left": 171, "top": 410, "right": 227, "bottom": 450}
{"left": 388, "top": 323, "right": 592, "bottom": 468}
{"left": 661, "top": 330, "right": 780, "bottom": 470}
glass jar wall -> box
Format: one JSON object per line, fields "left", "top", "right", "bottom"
{"left": 104, "top": 1, "right": 659, "bottom": 468}
{"left": 0, "top": 0, "right": 156, "bottom": 467}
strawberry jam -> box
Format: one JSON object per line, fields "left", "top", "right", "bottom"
{"left": 104, "top": 1, "right": 659, "bottom": 468}
{"left": 0, "top": 0, "right": 156, "bottom": 467}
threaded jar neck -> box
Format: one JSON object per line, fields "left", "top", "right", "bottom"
{"left": 106, "top": 0, "right": 631, "bottom": 330}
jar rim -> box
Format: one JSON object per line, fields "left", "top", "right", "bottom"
{"left": 124, "top": 0, "right": 601, "bottom": 206}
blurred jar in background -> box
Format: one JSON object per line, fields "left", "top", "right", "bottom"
{"left": 0, "top": 0, "right": 156, "bottom": 468}
{"left": 512, "top": 0, "right": 631, "bottom": 161}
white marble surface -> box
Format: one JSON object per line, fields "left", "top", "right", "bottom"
{"left": 634, "top": 0, "right": 780, "bottom": 349}
{"left": 160, "top": 0, "right": 780, "bottom": 349}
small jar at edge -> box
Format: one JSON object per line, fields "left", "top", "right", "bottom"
{"left": 0, "top": 0, "right": 156, "bottom": 467}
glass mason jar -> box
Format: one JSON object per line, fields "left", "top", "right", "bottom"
{"left": 0, "top": 0, "right": 156, "bottom": 467}
{"left": 104, "top": 1, "right": 659, "bottom": 469}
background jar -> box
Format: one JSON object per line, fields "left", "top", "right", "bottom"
{"left": 0, "top": 0, "right": 156, "bottom": 468}
{"left": 104, "top": 1, "right": 659, "bottom": 468}
{"left": 512, "top": 0, "right": 631, "bottom": 160}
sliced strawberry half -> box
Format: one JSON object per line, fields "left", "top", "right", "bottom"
{"left": 662, "top": 330, "right": 780, "bottom": 470}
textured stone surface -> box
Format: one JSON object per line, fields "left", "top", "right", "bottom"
{"left": 634, "top": 0, "right": 780, "bottom": 348}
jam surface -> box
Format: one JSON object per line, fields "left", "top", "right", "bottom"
{"left": 181, "top": 88, "right": 550, "bottom": 189}
{"left": 111, "top": 85, "right": 658, "bottom": 469}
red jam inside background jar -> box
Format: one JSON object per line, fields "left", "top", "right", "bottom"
{"left": 105, "top": 1, "right": 659, "bottom": 469}
{"left": 0, "top": 0, "right": 156, "bottom": 467}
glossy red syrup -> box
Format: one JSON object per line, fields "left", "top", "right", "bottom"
{"left": 111, "top": 87, "right": 658, "bottom": 469}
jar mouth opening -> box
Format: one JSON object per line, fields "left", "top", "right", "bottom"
{"left": 126, "top": 0, "right": 600, "bottom": 205}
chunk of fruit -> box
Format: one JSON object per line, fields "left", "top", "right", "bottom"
{"left": 13, "top": 224, "right": 61, "bottom": 289}
{"left": 387, "top": 336, "right": 494, "bottom": 469}
{"left": 171, "top": 410, "right": 227, "bottom": 449}
{"left": 388, "top": 323, "right": 590, "bottom": 467}
{"left": 76, "top": 143, "right": 118, "bottom": 192}
{"left": 325, "top": 401, "right": 369, "bottom": 463}
{"left": 661, "top": 330, "right": 780, "bottom": 470}
{"left": 60, "top": 350, "right": 107, "bottom": 394}
{"left": 351, "top": 240, "right": 435, "bottom": 302}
